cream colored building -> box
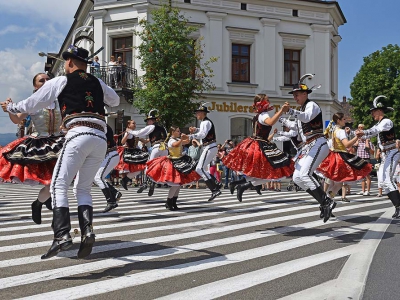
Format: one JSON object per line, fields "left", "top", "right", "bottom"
{"left": 48, "top": 0, "right": 346, "bottom": 149}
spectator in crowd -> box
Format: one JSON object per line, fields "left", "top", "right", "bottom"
{"left": 91, "top": 56, "right": 101, "bottom": 77}
{"left": 209, "top": 151, "right": 221, "bottom": 183}
{"left": 108, "top": 55, "right": 118, "bottom": 88}
{"left": 116, "top": 56, "right": 127, "bottom": 88}
{"left": 220, "top": 140, "right": 236, "bottom": 189}
{"left": 353, "top": 124, "right": 374, "bottom": 195}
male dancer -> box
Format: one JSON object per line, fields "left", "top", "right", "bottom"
{"left": 135, "top": 109, "right": 168, "bottom": 196}
{"left": 357, "top": 95, "right": 400, "bottom": 218}
{"left": 188, "top": 103, "right": 222, "bottom": 201}
{"left": 280, "top": 73, "right": 335, "bottom": 222}
{"left": 2, "top": 43, "right": 119, "bottom": 258}
{"left": 95, "top": 124, "right": 122, "bottom": 213}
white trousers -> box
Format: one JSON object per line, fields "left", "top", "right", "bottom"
{"left": 50, "top": 127, "right": 107, "bottom": 208}
{"left": 377, "top": 161, "right": 385, "bottom": 189}
{"left": 93, "top": 150, "right": 120, "bottom": 189}
{"left": 382, "top": 149, "right": 400, "bottom": 194}
{"left": 195, "top": 143, "right": 217, "bottom": 180}
{"left": 293, "top": 137, "right": 329, "bottom": 191}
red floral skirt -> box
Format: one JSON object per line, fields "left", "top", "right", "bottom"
{"left": 318, "top": 151, "right": 372, "bottom": 182}
{"left": 146, "top": 156, "right": 200, "bottom": 185}
{"left": 222, "top": 137, "right": 294, "bottom": 179}
{"left": 0, "top": 137, "right": 57, "bottom": 185}
{"left": 114, "top": 146, "right": 146, "bottom": 173}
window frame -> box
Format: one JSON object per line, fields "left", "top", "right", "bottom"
{"left": 284, "top": 49, "right": 301, "bottom": 86}
{"left": 231, "top": 43, "right": 251, "bottom": 83}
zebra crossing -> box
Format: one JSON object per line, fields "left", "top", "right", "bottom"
{"left": 0, "top": 182, "right": 394, "bottom": 299}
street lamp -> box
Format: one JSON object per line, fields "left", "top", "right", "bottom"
{"left": 38, "top": 52, "right": 64, "bottom": 62}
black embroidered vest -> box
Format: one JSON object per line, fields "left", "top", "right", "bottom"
{"left": 378, "top": 117, "right": 396, "bottom": 145}
{"left": 149, "top": 123, "right": 167, "bottom": 145}
{"left": 300, "top": 99, "right": 323, "bottom": 136}
{"left": 252, "top": 114, "right": 272, "bottom": 141}
{"left": 58, "top": 70, "right": 105, "bottom": 120}
{"left": 202, "top": 117, "right": 216, "bottom": 144}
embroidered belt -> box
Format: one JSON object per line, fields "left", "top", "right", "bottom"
{"left": 305, "top": 134, "right": 324, "bottom": 145}
{"left": 203, "top": 140, "right": 216, "bottom": 146}
{"left": 107, "top": 146, "right": 117, "bottom": 153}
{"left": 383, "top": 145, "right": 397, "bottom": 153}
{"left": 67, "top": 121, "right": 105, "bottom": 132}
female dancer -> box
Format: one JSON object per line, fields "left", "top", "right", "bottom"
{"left": 0, "top": 73, "right": 64, "bottom": 224}
{"left": 318, "top": 112, "right": 372, "bottom": 201}
{"left": 115, "top": 119, "right": 149, "bottom": 190}
{"left": 146, "top": 126, "right": 200, "bottom": 210}
{"left": 223, "top": 94, "right": 294, "bottom": 202}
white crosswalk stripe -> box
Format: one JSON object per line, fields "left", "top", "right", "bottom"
{"left": 0, "top": 182, "right": 393, "bottom": 299}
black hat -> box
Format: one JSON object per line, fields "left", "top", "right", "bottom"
{"left": 369, "top": 95, "right": 394, "bottom": 113}
{"left": 144, "top": 109, "right": 159, "bottom": 121}
{"left": 288, "top": 73, "right": 317, "bottom": 94}
{"left": 62, "top": 44, "right": 92, "bottom": 64}
{"left": 194, "top": 102, "right": 210, "bottom": 113}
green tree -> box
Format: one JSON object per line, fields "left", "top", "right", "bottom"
{"left": 349, "top": 44, "right": 400, "bottom": 130}
{"left": 133, "top": 5, "right": 217, "bottom": 129}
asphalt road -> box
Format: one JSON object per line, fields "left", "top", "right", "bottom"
{"left": 0, "top": 181, "right": 397, "bottom": 300}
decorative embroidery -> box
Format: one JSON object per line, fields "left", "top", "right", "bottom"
{"left": 61, "top": 104, "right": 67, "bottom": 115}
{"left": 85, "top": 92, "right": 94, "bottom": 108}
{"left": 79, "top": 72, "right": 88, "bottom": 80}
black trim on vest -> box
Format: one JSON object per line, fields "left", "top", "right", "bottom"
{"left": 378, "top": 117, "right": 396, "bottom": 145}
{"left": 149, "top": 123, "right": 167, "bottom": 145}
{"left": 252, "top": 114, "right": 272, "bottom": 141}
{"left": 202, "top": 117, "right": 216, "bottom": 144}
{"left": 300, "top": 99, "right": 323, "bottom": 136}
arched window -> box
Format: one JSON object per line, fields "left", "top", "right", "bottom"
{"left": 230, "top": 117, "right": 252, "bottom": 143}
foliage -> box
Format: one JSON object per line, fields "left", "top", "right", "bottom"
{"left": 133, "top": 4, "right": 217, "bottom": 129}
{"left": 349, "top": 44, "right": 400, "bottom": 131}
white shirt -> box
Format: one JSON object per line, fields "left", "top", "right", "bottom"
{"left": 126, "top": 125, "right": 155, "bottom": 138}
{"left": 363, "top": 118, "right": 394, "bottom": 150}
{"left": 258, "top": 111, "right": 271, "bottom": 125}
{"left": 190, "top": 119, "right": 212, "bottom": 141}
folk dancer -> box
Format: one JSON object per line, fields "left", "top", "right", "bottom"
{"left": 223, "top": 94, "right": 294, "bottom": 202}
{"left": 94, "top": 124, "right": 122, "bottom": 213}
{"left": 317, "top": 113, "right": 372, "bottom": 202}
{"left": 280, "top": 73, "right": 335, "bottom": 222}
{"left": 3, "top": 43, "right": 120, "bottom": 259}
{"left": 188, "top": 103, "right": 222, "bottom": 201}
{"left": 356, "top": 95, "right": 400, "bottom": 218}
{"left": 116, "top": 119, "right": 149, "bottom": 190}
{"left": 136, "top": 109, "right": 168, "bottom": 196}
{"left": 0, "top": 73, "right": 64, "bottom": 224}
{"left": 146, "top": 126, "right": 200, "bottom": 210}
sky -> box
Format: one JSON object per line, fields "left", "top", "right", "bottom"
{"left": 0, "top": 0, "right": 399, "bottom": 134}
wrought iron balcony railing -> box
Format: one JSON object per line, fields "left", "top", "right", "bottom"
{"left": 89, "top": 65, "right": 138, "bottom": 90}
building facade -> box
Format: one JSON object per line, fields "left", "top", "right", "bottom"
{"left": 49, "top": 0, "right": 346, "bottom": 146}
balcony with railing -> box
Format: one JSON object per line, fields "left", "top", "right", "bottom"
{"left": 89, "top": 65, "right": 138, "bottom": 103}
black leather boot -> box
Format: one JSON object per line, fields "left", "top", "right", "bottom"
{"left": 387, "top": 190, "right": 400, "bottom": 217}
{"left": 210, "top": 174, "right": 223, "bottom": 190}
{"left": 237, "top": 181, "right": 252, "bottom": 202}
{"left": 121, "top": 176, "right": 128, "bottom": 190}
{"left": 165, "top": 198, "right": 174, "bottom": 210}
{"left": 137, "top": 178, "right": 148, "bottom": 193}
{"left": 172, "top": 196, "right": 179, "bottom": 210}
{"left": 148, "top": 181, "right": 156, "bottom": 196}
{"left": 44, "top": 197, "right": 53, "bottom": 211}
{"left": 229, "top": 177, "right": 246, "bottom": 195}
{"left": 205, "top": 179, "right": 221, "bottom": 201}
{"left": 254, "top": 185, "right": 262, "bottom": 195}
{"left": 101, "top": 188, "right": 118, "bottom": 213}
{"left": 31, "top": 199, "right": 43, "bottom": 224}
{"left": 77, "top": 205, "right": 95, "bottom": 259}
{"left": 41, "top": 207, "right": 73, "bottom": 259}
{"left": 306, "top": 187, "right": 336, "bottom": 221}
{"left": 107, "top": 182, "right": 122, "bottom": 201}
